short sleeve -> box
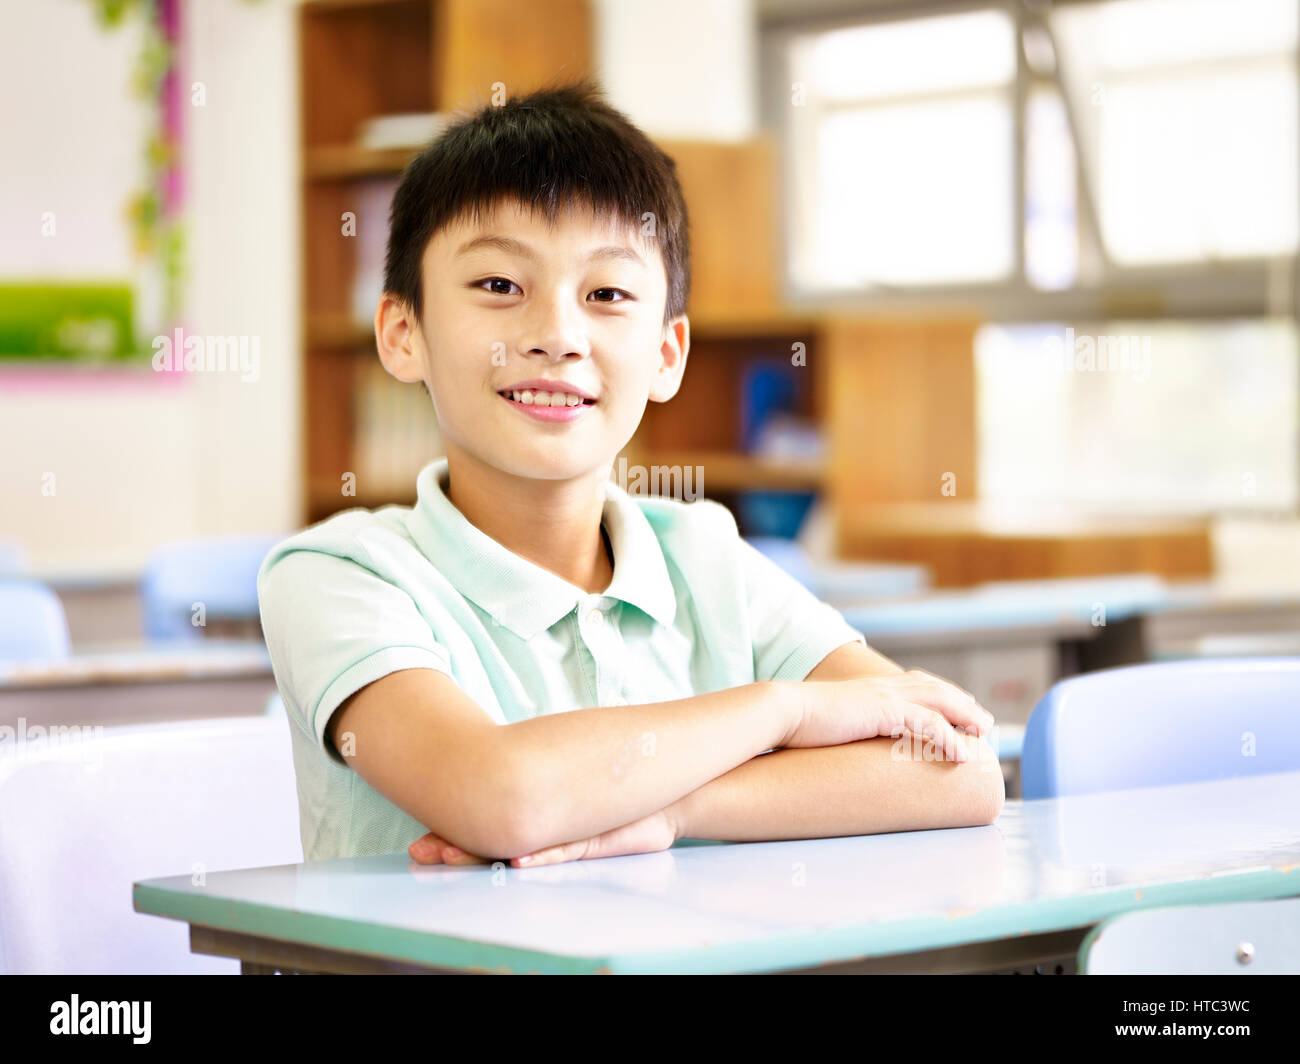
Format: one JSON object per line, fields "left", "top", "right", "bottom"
{"left": 737, "top": 538, "right": 866, "bottom": 682}
{"left": 257, "top": 548, "right": 453, "bottom": 766}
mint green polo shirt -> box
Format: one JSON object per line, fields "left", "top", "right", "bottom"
{"left": 257, "top": 458, "right": 866, "bottom": 861}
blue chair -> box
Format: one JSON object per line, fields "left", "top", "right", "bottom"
{"left": 0, "top": 580, "right": 71, "bottom": 661}
{"left": 0, "top": 542, "right": 25, "bottom": 577}
{"left": 140, "top": 535, "right": 283, "bottom": 642}
{"left": 1079, "top": 896, "right": 1300, "bottom": 974}
{"left": 1022, "top": 657, "right": 1300, "bottom": 799}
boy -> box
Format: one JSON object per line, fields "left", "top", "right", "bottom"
{"left": 257, "top": 80, "right": 1003, "bottom": 869}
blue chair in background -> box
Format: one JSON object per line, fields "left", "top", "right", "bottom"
{"left": 1022, "top": 657, "right": 1300, "bottom": 799}
{"left": 1079, "top": 896, "right": 1300, "bottom": 974}
{"left": 140, "top": 534, "right": 282, "bottom": 642}
{"left": 0, "top": 580, "right": 71, "bottom": 662}
{"left": 0, "top": 542, "right": 26, "bottom": 577}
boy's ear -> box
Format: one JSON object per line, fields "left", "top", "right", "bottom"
{"left": 648, "top": 315, "right": 690, "bottom": 403}
{"left": 374, "top": 293, "right": 427, "bottom": 384}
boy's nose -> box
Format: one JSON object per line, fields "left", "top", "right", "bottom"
{"left": 519, "top": 297, "right": 592, "bottom": 362}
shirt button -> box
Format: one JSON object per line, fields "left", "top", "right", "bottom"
{"left": 586, "top": 607, "right": 604, "bottom": 626}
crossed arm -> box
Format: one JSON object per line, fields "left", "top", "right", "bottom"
{"left": 390, "top": 640, "right": 1006, "bottom": 868}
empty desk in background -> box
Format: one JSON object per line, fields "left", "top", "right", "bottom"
{"left": 39, "top": 566, "right": 146, "bottom": 649}
{"left": 0, "top": 640, "right": 275, "bottom": 728}
{"left": 1137, "top": 582, "right": 1300, "bottom": 662}
{"left": 841, "top": 574, "right": 1170, "bottom": 726}
{"left": 134, "top": 769, "right": 1300, "bottom": 975}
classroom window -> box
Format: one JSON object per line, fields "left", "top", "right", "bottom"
{"left": 1051, "top": 0, "right": 1299, "bottom": 265}
{"left": 1024, "top": 85, "right": 1078, "bottom": 291}
{"left": 785, "top": 8, "right": 1017, "bottom": 290}
{"left": 975, "top": 319, "right": 1300, "bottom": 512}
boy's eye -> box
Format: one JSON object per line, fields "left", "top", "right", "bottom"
{"left": 472, "top": 279, "right": 630, "bottom": 303}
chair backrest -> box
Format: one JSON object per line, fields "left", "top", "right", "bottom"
{"left": 0, "top": 713, "right": 303, "bottom": 973}
{"left": 1022, "top": 656, "right": 1300, "bottom": 799}
{"left": 140, "top": 534, "right": 282, "bottom": 642}
{"left": 0, "top": 579, "right": 71, "bottom": 661}
{"left": 1080, "top": 896, "right": 1300, "bottom": 974}
{"left": 0, "top": 542, "right": 25, "bottom": 577}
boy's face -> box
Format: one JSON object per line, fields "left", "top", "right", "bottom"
{"left": 384, "top": 197, "right": 688, "bottom": 485}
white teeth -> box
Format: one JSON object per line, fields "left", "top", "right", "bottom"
{"left": 504, "top": 388, "right": 590, "bottom": 406}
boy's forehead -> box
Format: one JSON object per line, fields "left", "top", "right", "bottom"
{"left": 431, "top": 198, "right": 649, "bottom": 258}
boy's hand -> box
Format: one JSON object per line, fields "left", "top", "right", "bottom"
{"left": 782, "top": 669, "right": 995, "bottom": 762}
{"left": 408, "top": 803, "right": 684, "bottom": 868}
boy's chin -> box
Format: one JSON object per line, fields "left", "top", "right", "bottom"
{"left": 483, "top": 449, "right": 615, "bottom": 485}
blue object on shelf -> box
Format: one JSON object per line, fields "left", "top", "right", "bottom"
{"left": 1022, "top": 656, "right": 1300, "bottom": 799}
{"left": 737, "top": 490, "right": 816, "bottom": 539}
{"left": 739, "top": 360, "right": 801, "bottom": 452}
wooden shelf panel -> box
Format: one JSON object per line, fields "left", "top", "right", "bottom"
{"left": 304, "top": 145, "right": 419, "bottom": 179}
{"left": 629, "top": 451, "right": 824, "bottom": 492}
{"left": 300, "top": 1, "right": 433, "bottom": 146}
{"left": 308, "top": 315, "right": 374, "bottom": 348}
{"left": 839, "top": 504, "right": 1215, "bottom": 587}
{"left": 309, "top": 477, "right": 414, "bottom": 514}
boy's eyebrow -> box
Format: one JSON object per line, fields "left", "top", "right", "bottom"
{"left": 454, "top": 233, "right": 645, "bottom": 267}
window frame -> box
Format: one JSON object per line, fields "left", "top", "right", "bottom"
{"left": 760, "top": 0, "right": 1300, "bottom": 324}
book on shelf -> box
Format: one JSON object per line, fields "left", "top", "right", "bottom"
{"left": 357, "top": 112, "right": 450, "bottom": 151}
{"left": 352, "top": 357, "right": 443, "bottom": 499}
{"left": 351, "top": 176, "right": 401, "bottom": 326}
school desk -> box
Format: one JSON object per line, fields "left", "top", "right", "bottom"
{"left": 0, "top": 639, "right": 275, "bottom": 728}
{"left": 1138, "top": 581, "right": 1300, "bottom": 662}
{"left": 38, "top": 565, "right": 144, "bottom": 648}
{"left": 133, "top": 769, "right": 1300, "bottom": 975}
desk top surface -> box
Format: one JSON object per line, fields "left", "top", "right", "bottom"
{"left": 841, "top": 574, "right": 1169, "bottom": 637}
{"left": 134, "top": 770, "right": 1300, "bottom": 974}
{"left": 0, "top": 639, "right": 272, "bottom": 689}
{"left": 841, "top": 574, "right": 1300, "bottom": 639}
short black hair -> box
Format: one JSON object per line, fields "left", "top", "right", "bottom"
{"left": 383, "top": 77, "right": 691, "bottom": 334}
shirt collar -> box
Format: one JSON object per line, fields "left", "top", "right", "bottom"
{"left": 405, "top": 458, "right": 676, "bottom": 640}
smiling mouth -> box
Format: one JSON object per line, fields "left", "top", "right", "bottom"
{"left": 497, "top": 388, "right": 597, "bottom": 407}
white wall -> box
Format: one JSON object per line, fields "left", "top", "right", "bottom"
{"left": 594, "top": 0, "right": 756, "bottom": 140}
{"left": 0, "top": 0, "right": 300, "bottom": 579}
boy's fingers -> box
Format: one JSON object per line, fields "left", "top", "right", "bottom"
{"left": 899, "top": 674, "right": 995, "bottom": 735}
{"left": 901, "top": 705, "right": 967, "bottom": 762}
{"left": 408, "top": 832, "right": 449, "bottom": 863}
{"left": 513, "top": 837, "right": 592, "bottom": 867}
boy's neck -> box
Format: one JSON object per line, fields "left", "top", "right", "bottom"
{"left": 441, "top": 449, "right": 615, "bottom": 596}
